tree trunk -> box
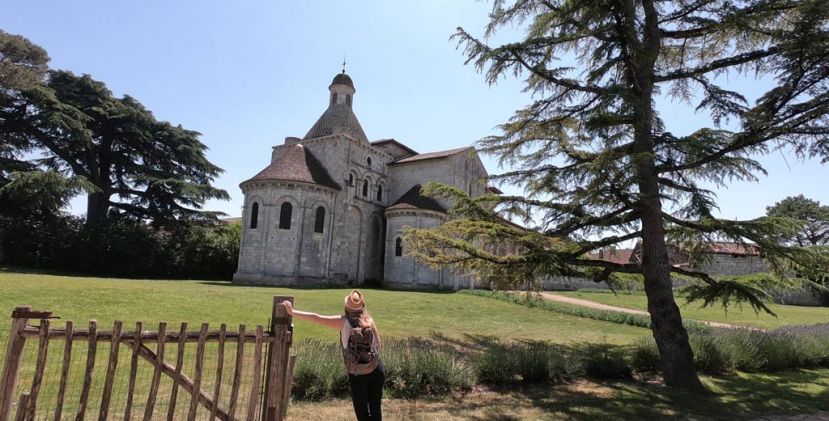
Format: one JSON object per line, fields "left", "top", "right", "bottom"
{"left": 622, "top": 0, "right": 705, "bottom": 391}
{"left": 633, "top": 94, "right": 705, "bottom": 390}
{"left": 86, "top": 191, "right": 109, "bottom": 225}
{"left": 639, "top": 208, "right": 705, "bottom": 390}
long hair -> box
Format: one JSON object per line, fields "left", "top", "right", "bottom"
{"left": 345, "top": 307, "right": 374, "bottom": 329}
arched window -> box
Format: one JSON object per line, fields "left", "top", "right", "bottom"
{"left": 346, "top": 94, "right": 352, "bottom": 106}
{"left": 395, "top": 238, "right": 403, "bottom": 257}
{"left": 348, "top": 173, "right": 354, "bottom": 186}
{"left": 279, "top": 202, "right": 292, "bottom": 230}
{"left": 314, "top": 206, "right": 325, "bottom": 233}
{"left": 250, "top": 202, "right": 259, "bottom": 229}
{"left": 331, "top": 93, "right": 338, "bottom": 105}
{"left": 376, "top": 185, "right": 383, "bottom": 202}
{"left": 362, "top": 180, "right": 369, "bottom": 197}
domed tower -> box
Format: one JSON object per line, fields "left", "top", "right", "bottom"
{"left": 303, "top": 71, "right": 369, "bottom": 144}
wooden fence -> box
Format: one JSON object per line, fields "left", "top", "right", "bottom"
{"left": 0, "top": 296, "right": 296, "bottom": 421}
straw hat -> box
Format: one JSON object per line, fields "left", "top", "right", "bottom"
{"left": 344, "top": 290, "right": 365, "bottom": 312}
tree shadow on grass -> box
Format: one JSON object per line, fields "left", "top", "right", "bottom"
{"left": 422, "top": 332, "right": 829, "bottom": 420}
{"left": 421, "top": 370, "right": 828, "bottom": 421}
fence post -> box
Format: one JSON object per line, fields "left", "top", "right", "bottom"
{"left": 262, "top": 296, "right": 293, "bottom": 421}
{"left": 0, "top": 306, "right": 32, "bottom": 421}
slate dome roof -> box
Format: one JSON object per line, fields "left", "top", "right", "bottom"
{"left": 303, "top": 103, "right": 369, "bottom": 143}
{"left": 331, "top": 73, "right": 354, "bottom": 89}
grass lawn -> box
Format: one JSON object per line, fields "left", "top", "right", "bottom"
{"left": 0, "top": 271, "right": 649, "bottom": 351}
{"left": 556, "top": 290, "right": 829, "bottom": 329}
{"left": 289, "top": 368, "right": 829, "bottom": 420}
{"left": 2, "top": 270, "right": 829, "bottom": 420}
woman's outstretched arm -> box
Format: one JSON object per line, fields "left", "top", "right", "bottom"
{"left": 281, "top": 301, "right": 342, "bottom": 330}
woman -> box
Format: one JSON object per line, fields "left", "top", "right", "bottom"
{"left": 281, "top": 290, "right": 384, "bottom": 420}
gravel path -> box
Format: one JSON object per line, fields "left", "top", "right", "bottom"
{"left": 539, "top": 292, "right": 759, "bottom": 330}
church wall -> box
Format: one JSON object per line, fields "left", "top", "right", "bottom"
{"left": 388, "top": 151, "right": 489, "bottom": 210}
{"left": 233, "top": 182, "right": 336, "bottom": 285}
{"left": 384, "top": 211, "right": 461, "bottom": 290}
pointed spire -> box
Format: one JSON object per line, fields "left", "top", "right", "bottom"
{"left": 342, "top": 55, "right": 347, "bottom": 74}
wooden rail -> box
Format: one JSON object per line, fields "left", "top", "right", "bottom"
{"left": 0, "top": 297, "right": 296, "bottom": 421}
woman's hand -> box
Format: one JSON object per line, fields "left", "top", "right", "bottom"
{"left": 281, "top": 300, "right": 293, "bottom": 315}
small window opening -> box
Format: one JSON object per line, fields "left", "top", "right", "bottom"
{"left": 279, "top": 202, "right": 292, "bottom": 230}
{"left": 348, "top": 173, "right": 354, "bottom": 186}
{"left": 376, "top": 185, "right": 383, "bottom": 202}
{"left": 395, "top": 238, "right": 403, "bottom": 256}
{"left": 362, "top": 180, "right": 369, "bottom": 197}
{"left": 331, "top": 93, "right": 338, "bottom": 105}
{"left": 250, "top": 202, "right": 259, "bottom": 229}
{"left": 314, "top": 206, "right": 325, "bottom": 233}
{"left": 346, "top": 94, "right": 352, "bottom": 106}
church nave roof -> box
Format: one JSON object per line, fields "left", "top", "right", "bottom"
{"left": 386, "top": 184, "right": 446, "bottom": 213}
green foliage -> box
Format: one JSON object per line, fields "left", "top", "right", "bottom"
{"left": 408, "top": 0, "right": 829, "bottom": 388}
{"left": 689, "top": 332, "right": 731, "bottom": 374}
{"left": 767, "top": 195, "right": 829, "bottom": 246}
{"left": 630, "top": 337, "right": 661, "bottom": 373}
{"left": 0, "top": 171, "right": 96, "bottom": 217}
{"left": 0, "top": 215, "right": 241, "bottom": 279}
{"left": 383, "top": 339, "right": 473, "bottom": 398}
{"left": 0, "top": 31, "right": 228, "bottom": 226}
{"left": 631, "top": 327, "right": 829, "bottom": 375}
{"left": 681, "top": 277, "right": 778, "bottom": 317}
{"left": 291, "top": 338, "right": 474, "bottom": 401}
{"left": 581, "top": 343, "right": 632, "bottom": 380}
{"left": 291, "top": 340, "right": 350, "bottom": 400}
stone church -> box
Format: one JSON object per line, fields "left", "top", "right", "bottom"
{"left": 233, "top": 72, "right": 493, "bottom": 289}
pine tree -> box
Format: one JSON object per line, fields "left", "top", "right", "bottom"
{"left": 767, "top": 195, "right": 829, "bottom": 246}
{"left": 1, "top": 32, "right": 229, "bottom": 226}
{"left": 404, "top": 0, "right": 829, "bottom": 389}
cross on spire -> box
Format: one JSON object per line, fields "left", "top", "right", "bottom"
{"left": 342, "top": 55, "right": 346, "bottom": 74}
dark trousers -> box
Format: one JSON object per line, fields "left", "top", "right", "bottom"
{"left": 348, "top": 361, "right": 385, "bottom": 421}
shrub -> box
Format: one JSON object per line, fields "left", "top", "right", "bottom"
{"left": 581, "top": 343, "right": 632, "bottom": 380}
{"left": 472, "top": 341, "right": 517, "bottom": 385}
{"left": 291, "top": 340, "right": 348, "bottom": 401}
{"left": 515, "top": 341, "right": 554, "bottom": 383}
{"left": 690, "top": 332, "right": 731, "bottom": 374}
{"left": 630, "top": 337, "right": 661, "bottom": 373}
{"left": 292, "top": 338, "right": 473, "bottom": 401}
{"left": 383, "top": 339, "right": 473, "bottom": 399}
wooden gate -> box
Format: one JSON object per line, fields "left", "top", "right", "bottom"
{"left": 0, "top": 296, "right": 296, "bottom": 421}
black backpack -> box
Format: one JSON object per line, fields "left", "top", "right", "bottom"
{"left": 342, "top": 317, "right": 379, "bottom": 375}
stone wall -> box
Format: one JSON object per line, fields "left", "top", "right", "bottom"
{"left": 692, "top": 254, "right": 769, "bottom": 276}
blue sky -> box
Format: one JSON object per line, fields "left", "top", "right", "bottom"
{"left": 3, "top": 1, "right": 827, "bottom": 221}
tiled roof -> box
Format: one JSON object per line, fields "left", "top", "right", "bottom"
{"left": 486, "top": 185, "right": 504, "bottom": 194}
{"left": 304, "top": 103, "right": 369, "bottom": 144}
{"left": 592, "top": 248, "right": 635, "bottom": 264}
{"left": 243, "top": 144, "right": 340, "bottom": 190}
{"left": 390, "top": 147, "right": 472, "bottom": 164}
{"left": 371, "top": 139, "right": 419, "bottom": 155}
{"left": 702, "top": 242, "right": 762, "bottom": 256}
{"left": 386, "top": 185, "right": 446, "bottom": 213}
